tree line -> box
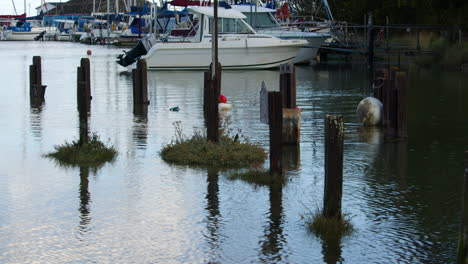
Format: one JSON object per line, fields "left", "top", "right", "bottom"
{"left": 291, "top": 0, "right": 468, "bottom": 25}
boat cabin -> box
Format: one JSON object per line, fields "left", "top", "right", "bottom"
{"left": 167, "top": 6, "right": 257, "bottom": 42}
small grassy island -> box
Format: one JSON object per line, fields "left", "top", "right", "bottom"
{"left": 306, "top": 210, "right": 354, "bottom": 238}
{"left": 161, "top": 121, "right": 267, "bottom": 168}
{"left": 45, "top": 133, "right": 117, "bottom": 167}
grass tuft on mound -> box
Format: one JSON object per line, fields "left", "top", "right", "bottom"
{"left": 45, "top": 133, "right": 117, "bottom": 167}
{"left": 306, "top": 208, "right": 354, "bottom": 238}
{"left": 161, "top": 121, "right": 267, "bottom": 168}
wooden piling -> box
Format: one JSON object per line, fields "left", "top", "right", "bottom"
{"left": 457, "top": 151, "right": 468, "bottom": 264}
{"left": 279, "top": 64, "right": 300, "bottom": 145}
{"left": 279, "top": 64, "right": 296, "bottom": 109}
{"left": 323, "top": 115, "right": 344, "bottom": 219}
{"left": 29, "top": 56, "right": 47, "bottom": 100}
{"left": 132, "top": 59, "right": 150, "bottom": 105}
{"left": 268, "top": 91, "right": 283, "bottom": 174}
{"left": 204, "top": 62, "right": 221, "bottom": 142}
{"left": 416, "top": 30, "right": 420, "bottom": 50}
{"left": 77, "top": 58, "right": 91, "bottom": 145}
{"left": 383, "top": 68, "right": 398, "bottom": 138}
{"left": 373, "top": 68, "right": 387, "bottom": 102}
{"left": 77, "top": 58, "right": 91, "bottom": 113}
{"left": 367, "top": 12, "right": 375, "bottom": 70}
{"left": 395, "top": 71, "right": 408, "bottom": 138}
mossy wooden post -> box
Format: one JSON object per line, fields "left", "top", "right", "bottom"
{"left": 132, "top": 59, "right": 150, "bottom": 105}
{"left": 323, "top": 115, "right": 344, "bottom": 219}
{"left": 457, "top": 151, "right": 468, "bottom": 264}
{"left": 395, "top": 71, "right": 408, "bottom": 138}
{"left": 77, "top": 58, "right": 91, "bottom": 145}
{"left": 29, "top": 56, "right": 47, "bottom": 100}
{"left": 204, "top": 62, "right": 221, "bottom": 142}
{"left": 280, "top": 64, "right": 301, "bottom": 145}
{"left": 268, "top": 91, "right": 282, "bottom": 174}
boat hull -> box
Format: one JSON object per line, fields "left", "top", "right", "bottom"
{"left": 4, "top": 28, "right": 47, "bottom": 41}
{"left": 143, "top": 37, "right": 307, "bottom": 70}
{"left": 258, "top": 30, "right": 329, "bottom": 64}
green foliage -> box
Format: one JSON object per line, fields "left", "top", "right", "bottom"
{"left": 306, "top": 208, "right": 354, "bottom": 238}
{"left": 320, "top": 0, "right": 468, "bottom": 24}
{"left": 415, "top": 37, "right": 468, "bottom": 69}
{"left": 442, "top": 43, "right": 468, "bottom": 70}
{"left": 45, "top": 133, "right": 117, "bottom": 167}
{"left": 160, "top": 121, "right": 267, "bottom": 169}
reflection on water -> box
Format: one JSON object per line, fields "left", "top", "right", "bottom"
{"left": 133, "top": 105, "right": 148, "bottom": 148}
{"left": 205, "top": 170, "right": 222, "bottom": 263}
{"left": 1, "top": 42, "right": 468, "bottom": 263}
{"left": 29, "top": 101, "right": 43, "bottom": 140}
{"left": 78, "top": 166, "right": 92, "bottom": 237}
{"left": 260, "top": 181, "right": 286, "bottom": 263}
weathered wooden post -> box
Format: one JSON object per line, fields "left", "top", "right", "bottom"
{"left": 279, "top": 64, "right": 296, "bottom": 109}
{"left": 367, "top": 12, "right": 375, "bottom": 70}
{"left": 132, "top": 59, "right": 150, "bottom": 105}
{"left": 373, "top": 68, "right": 387, "bottom": 102}
{"left": 29, "top": 56, "right": 47, "bottom": 100}
{"left": 416, "top": 29, "right": 421, "bottom": 50}
{"left": 77, "top": 58, "right": 91, "bottom": 145}
{"left": 268, "top": 91, "right": 283, "bottom": 174}
{"left": 460, "top": 29, "right": 463, "bottom": 45}
{"left": 202, "top": 0, "right": 221, "bottom": 142}
{"left": 204, "top": 62, "right": 221, "bottom": 142}
{"left": 323, "top": 115, "right": 344, "bottom": 219}
{"left": 382, "top": 68, "right": 398, "bottom": 138}
{"left": 457, "top": 151, "right": 468, "bottom": 264}
{"left": 395, "top": 71, "right": 408, "bottom": 138}
{"left": 280, "top": 64, "right": 301, "bottom": 145}
{"left": 77, "top": 58, "right": 91, "bottom": 113}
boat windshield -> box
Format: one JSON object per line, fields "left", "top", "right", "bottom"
{"left": 243, "top": 13, "right": 279, "bottom": 28}
{"left": 208, "top": 17, "right": 253, "bottom": 34}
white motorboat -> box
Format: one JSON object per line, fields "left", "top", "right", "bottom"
{"left": 2, "top": 20, "right": 49, "bottom": 41}
{"left": 231, "top": 5, "right": 330, "bottom": 63}
{"left": 117, "top": 6, "right": 308, "bottom": 70}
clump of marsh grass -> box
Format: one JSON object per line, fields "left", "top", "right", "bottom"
{"left": 305, "top": 208, "right": 354, "bottom": 238}
{"left": 227, "top": 168, "right": 286, "bottom": 187}
{"left": 160, "top": 121, "right": 267, "bottom": 168}
{"left": 45, "top": 133, "right": 117, "bottom": 167}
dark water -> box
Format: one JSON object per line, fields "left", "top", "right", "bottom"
{"left": 1, "top": 41, "right": 467, "bottom": 263}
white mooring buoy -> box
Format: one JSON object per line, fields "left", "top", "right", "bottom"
{"left": 356, "top": 97, "right": 383, "bottom": 126}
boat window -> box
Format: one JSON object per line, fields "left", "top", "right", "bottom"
{"left": 244, "top": 13, "right": 278, "bottom": 28}
{"left": 208, "top": 18, "right": 253, "bottom": 34}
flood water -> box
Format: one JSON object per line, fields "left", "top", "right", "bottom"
{"left": 1, "top": 41, "right": 467, "bottom": 263}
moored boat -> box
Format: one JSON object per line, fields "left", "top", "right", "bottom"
{"left": 117, "top": 6, "right": 308, "bottom": 70}
{"left": 231, "top": 5, "right": 330, "bottom": 63}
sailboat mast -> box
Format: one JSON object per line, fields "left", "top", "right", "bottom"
{"left": 93, "top": 0, "right": 96, "bottom": 13}
{"left": 24, "top": 0, "right": 26, "bottom": 15}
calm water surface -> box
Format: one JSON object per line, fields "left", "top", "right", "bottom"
{"left": 1, "top": 41, "right": 467, "bottom": 263}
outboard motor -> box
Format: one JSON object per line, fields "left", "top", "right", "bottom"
{"left": 116, "top": 35, "right": 157, "bottom": 67}
{"left": 34, "top": 30, "right": 46, "bottom": 41}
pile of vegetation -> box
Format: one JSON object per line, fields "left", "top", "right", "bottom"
{"left": 306, "top": 208, "right": 354, "bottom": 238}
{"left": 160, "top": 121, "right": 267, "bottom": 168}
{"left": 45, "top": 133, "right": 117, "bottom": 167}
